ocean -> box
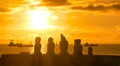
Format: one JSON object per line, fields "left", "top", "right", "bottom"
{"left": 0, "top": 44, "right": 120, "bottom": 57}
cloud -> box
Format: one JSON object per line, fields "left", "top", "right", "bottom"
{"left": 0, "top": 6, "right": 10, "bottom": 12}
{"left": 71, "top": 3, "right": 120, "bottom": 11}
{"left": 42, "top": 0, "right": 70, "bottom": 5}
{"left": 110, "top": 4, "right": 120, "bottom": 10}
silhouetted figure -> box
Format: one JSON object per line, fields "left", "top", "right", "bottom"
{"left": 87, "top": 46, "right": 94, "bottom": 66}
{"left": 59, "top": 34, "right": 69, "bottom": 55}
{"left": 47, "top": 37, "right": 55, "bottom": 55}
{"left": 34, "top": 37, "right": 42, "bottom": 54}
{"left": 88, "top": 46, "right": 93, "bottom": 56}
{"left": 73, "top": 39, "right": 83, "bottom": 56}
{"left": 33, "top": 37, "right": 42, "bottom": 66}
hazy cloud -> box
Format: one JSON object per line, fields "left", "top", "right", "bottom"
{"left": 95, "top": 0, "right": 120, "bottom": 3}
{"left": 71, "top": 3, "right": 120, "bottom": 11}
{"left": 0, "top": 6, "right": 10, "bottom": 12}
{"left": 42, "top": 0, "right": 69, "bottom": 5}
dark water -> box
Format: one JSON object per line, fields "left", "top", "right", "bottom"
{"left": 0, "top": 44, "right": 120, "bottom": 57}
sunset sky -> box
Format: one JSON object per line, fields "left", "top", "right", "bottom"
{"left": 0, "top": 0, "right": 120, "bottom": 44}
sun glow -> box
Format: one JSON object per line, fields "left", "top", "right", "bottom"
{"left": 29, "top": 8, "right": 52, "bottom": 30}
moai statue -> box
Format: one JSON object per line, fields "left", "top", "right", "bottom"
{"left": 47, "top": 37, "right": 55, "bottom": 55}
{"left": 74, "top": 39, "right": 83, "bottom": 56}
{"left": 59, "top": 34, "right": 68, "bottom": 55}
{"left": 88, "top": 46, "right": 93, "bottom": 56}
{"left": 34, "top": 37, "right": 42, "bottom": 55}
{"left": 33, "top": 37, "right": 42, "bottom": 66}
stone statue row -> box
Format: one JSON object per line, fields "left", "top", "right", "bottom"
{"left": 34, "top": 34, "right": 92, "bottom": 56}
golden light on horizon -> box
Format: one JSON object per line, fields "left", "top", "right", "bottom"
{"left": 28, "top": 8, "right": 52, "bottom": 30}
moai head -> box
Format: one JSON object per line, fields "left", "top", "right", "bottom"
{"left": 48, "top": 37, "right": 53, "bottom": 42}
{"left": 61, "top": 34, "right": 67, "bottom": 41}
{"left": 75, "top": 39, "right": 81, "bottom": 45}
{"left": 35, "top": 37, "right": 41, "bottom": 45}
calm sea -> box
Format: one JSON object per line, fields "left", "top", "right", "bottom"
{"left": 0, "top": 44, "right": 120, "bottom": 57}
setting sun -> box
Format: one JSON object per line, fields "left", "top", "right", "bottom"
{"left": 28, "top": 8, "right": 51, "bottom": 30}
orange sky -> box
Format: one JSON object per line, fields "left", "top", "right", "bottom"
{"left": 0, "top": 0, "right": 120, "bottom": 44}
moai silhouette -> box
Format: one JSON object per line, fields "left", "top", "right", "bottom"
{"left": 47, "top": 37, "right": 55, "bottom": 55}
{"left": 33, "top": 37, "right": 42, "bottom": 66}
{"left": 74, "top": 39, "right": 83, "bottom": 56}
{"left": 87, "top": 46, "right": 94, "bottom": 66}
{"left": 34, "top": 37, "right": 42, "bottom": 55}
{"left": 88, "top": 46, "right": 93, "bottom": 56}
{"left": 59, "top": 34, "right": 68, "bottom": 55}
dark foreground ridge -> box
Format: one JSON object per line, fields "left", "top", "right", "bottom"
{"left": 0, "top": 34, "right": 120, "bottom": 66}
{"left": 1, "top": 54, "right": 120, "bottom": 66}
